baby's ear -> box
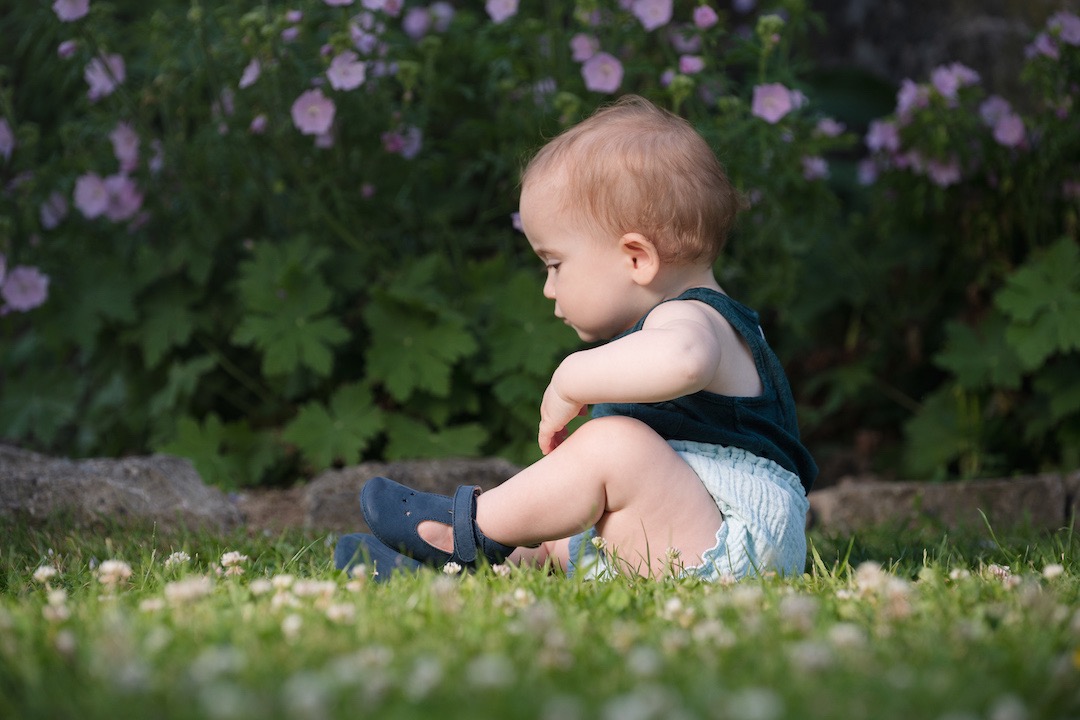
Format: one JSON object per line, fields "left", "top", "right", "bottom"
{"left": 620, "top": 232, "right": 661, "bottom": 285}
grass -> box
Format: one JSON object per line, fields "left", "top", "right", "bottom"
{"left": 1, "top": 519, "right": 1078, "bottom": 720}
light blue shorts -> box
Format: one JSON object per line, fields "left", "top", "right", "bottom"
{"left": 566, "top": 441, "right": 810, "bottom": 581}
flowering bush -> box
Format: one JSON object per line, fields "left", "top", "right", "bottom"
{"left": 1, "top": 0, "right": 1074, "bottom": 485}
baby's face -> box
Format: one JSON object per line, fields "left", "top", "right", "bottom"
{"left": 518, "top": 180, "right": 644, "bottom": 343}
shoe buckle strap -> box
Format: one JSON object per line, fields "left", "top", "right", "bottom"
{"left": 451, "top": 485, "right": 480, "bottom": 564}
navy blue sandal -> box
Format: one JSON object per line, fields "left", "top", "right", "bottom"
{"left": 334, "top": 532, "right": 423, "bottom": 583}
{"left": 360, "top": 476, "right": 515, "bottom": 568}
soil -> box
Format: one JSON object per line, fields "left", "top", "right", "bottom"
{"left": 232, "top": 486, "right": 309, "bottom": 534}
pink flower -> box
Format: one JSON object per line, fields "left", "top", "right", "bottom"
{"left": 511, "top": 212, "right": 522, "bottom": 231}
{"left": 324, "top": 0, "right": 355, "bottom": 5}
{"left": 109, "top": 121, "right": 139, "bottom": 173}
{"left": 0, "top": 255, "right": 4, "bottom": 285}
{"left": 40, "top": 191, "right": 69, "bottom": 229}
{"left": 979, "top": 95, "right": 1012, "bottom": 126}
{"left": 52, "top": 0, "right": 89, "bottom": 22}
{"left": 315, "top": 131, "right": 335, "bottom": 149}
{"left": 291, "top": 89, "right": 336, "bottom": 135}
{"left": 239, "top": 59, "right": 261, "bottom": 89}
{"left": 581, "top": 52, "right": 623, "bottom": 94}
{"left": 485, "top": 0, "right": 518, "bottom": 24}
{"left": 815, "top": 118, "right": 845, "bottom": 137}
{"left": 85, "top": 53, "right": 125, "bottom": 101}
{"left": 103, "top": 174, "right": 143, "bottom": 221}
{"left": 895, "top": 78, "right": 929, "bottom": 122}
{"left": 403, "top": 7, "right": 431, "bottom": 39}
{"left": 801, "top": 155, "right": 828, "bottom": 180}
{"left": 926, "top": 157, "right": 961, "bottom": 187}
{"left": 570, "top": 33, "right": 599, "bottom": 62}
{"left": 679, "top": 55, "right": 705, "bottom": 74}
{"left": 382, "top": 0, "right": 403, "bottom": 16}
{"left": 249, "top": 114, "right": 268, "bottom": 134}
{"left": 693, "top": 5, "right": 719, "bottom": 30}
{"left": 668, "top": 26, "right": 701, "bottom": 53}
{"left": 281, "top": 26, "right": 300, "bottom": 42}
{"left": 632, "top": 0, "right": 673, "bottom": 31}
{"left": 1049, "top": 11, "right": 1080, "bottom": 45}
{"left": 992, "top": 113, "right": 1025, "bottom": 148}
{"left": 361, "top": 183, "right": 375, "bottom": 198}
{"left": 285, "top": 9, "right": 303, "bottom": 23}
{"left": 74, "top": 172, "right": 109, "bottom": 218}
{"left": 751, "top": 83, "right": 795, "bottom": 124}
{"left": 1, "top": 266, "right": 50, "bottom": 313}
{"left": 0, "top": 119, "right": 13, "bottom": 162}
{"left": 58, "top": 40, "right": 78, "bottom": 59}
{"left": 865, "top": 119, "right": 900, "bottom": 153}
{"left": 149, "top": 140, "right": 165, "bottom": 174}
{"left": 381, "top": 126, "right": 422, "bottom": 158}
{"left": 327, "top": 51, "right": 367, "bottom": 91}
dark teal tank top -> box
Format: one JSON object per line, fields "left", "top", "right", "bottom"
{"left": 591, "top": 288, "right": 817, "bottom": 492}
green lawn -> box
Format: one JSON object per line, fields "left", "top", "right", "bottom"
{"left": 1, "top": 520, "right": 1078, "bottom": 719}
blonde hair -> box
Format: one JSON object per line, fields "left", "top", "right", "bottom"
{"left": 521, "top": 95, "right": 743, "bottom": 265}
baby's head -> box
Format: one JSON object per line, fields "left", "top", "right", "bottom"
{"left": 520, "top": 95, "right": 743, "bottom": 266}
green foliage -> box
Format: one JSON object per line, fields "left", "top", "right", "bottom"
{"left": 1, "top": 1, "right": 1077, "bottom": 485}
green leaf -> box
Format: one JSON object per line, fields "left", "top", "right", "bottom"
{"left": 1032, "top": 357, "right": 1080, "bottom": 425}
{"left": 232, "top": 313, "right": 349, "bottom": 377}
{"left": 364, "top": 302, "right": 478, "bottom": 402}
{"left": 157, "top": 414, "right": 275, "bottom": 488}
{"left": 137, "top": 286, "right": 198, "bottom": 368}
{"left": 281, "top": 383, "right": 384, "bottom": 471}
{"left": 903, "top": 385, "right": 984, "bottom": 479}
{"left": 0, "top": 362, "right": 80, "bottom": 446}
{"left": 383, "top": 415, "right": 488, "bottom": 460}
{"left": 933, "top": 314, "right": 1024, "bottom": 390}
{"left": 149, "top": 355, "right": 217, "bottom": 418}
{"left": 995, "top": 237, "right": 1080, "bottom": 370}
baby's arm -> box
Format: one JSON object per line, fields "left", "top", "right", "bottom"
{"left": 538, "top": 300, "right": 724, "bottom": 454}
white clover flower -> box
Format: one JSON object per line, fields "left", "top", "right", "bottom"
{"left": 324, "top": 603, "right": 356, "bottom": 624}
{"left": 42, "top": 589, "right": 70, "bottom": 623}
{"left": 949, "top": 568, "right": 971, "bottom": 580}
{"left": 346, "top": 564, "right": 369, "bottom": 580}
{"left": 96, "top": 560, "right": 133, "bottom": 587}
{"left": 1042, "top": 563, "right": 1065, "bottom": 580}
{"left": 163, "top": 551, "right": 191, "bottom": 568}
{"left": 465, "top": 653, "right": 514, "bottom": 688}
{"left": 292, "top": 580, "right": 336, "bottom": 599}
{"left": 272, "top": 591, "right": 301, "bottom": 610}
{"left": 590, "top": 535, "right": 608, "bottom": 552}
{"left": 281, "top": 613, "right": 303, "bottom": 640}
{"left": 140, "top": 598, "right": 166, "bottom": 613}
{"left": 220, "top": 551, "right": 249, "bottom": 568}
{"left": 345, "top": 579, "right": 366, "bottom": 593}
{"left": 249, "top": 579, "right": 273, "bottom": 596}
{"left": 33, "top": 566, "right": 58, "bottom": 583}
{"left": 491, "top": 564, "right": 511, "bottom": 577}
{"left": 442, "top": 561, "right": 463, "bottom": 575}
{"left": 164, "top": 575, "right": 214, "bottom": 604}
{"left": 271, "top": 573, "right": 295, "bottom": 590}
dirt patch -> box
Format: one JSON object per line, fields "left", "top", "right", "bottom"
{"left": 232, "top": 486, "right": 308, "bottom": 534}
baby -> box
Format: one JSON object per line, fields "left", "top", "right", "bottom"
{"left": 336, "top": 95, "right": 817, "bottom": 581}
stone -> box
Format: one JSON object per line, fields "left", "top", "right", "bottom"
{"left": 304, "top": 457, "right": 522, "bottom": 532}
{"left": 1063, "top": 470, "right": 1080, "bottom": 527}
{"left": 0, "top": 444, "right": 241, "bottom": 532}
{"left": 808, "top": 473, "right": 1067, "bottom": 534}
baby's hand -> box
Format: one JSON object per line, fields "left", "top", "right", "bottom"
{"left": 538, "top": 381, "right": 587, "bottom": 455}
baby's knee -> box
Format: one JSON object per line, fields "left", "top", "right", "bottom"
{"left": 572, "top": 415, "right": 668, "bottom": 461}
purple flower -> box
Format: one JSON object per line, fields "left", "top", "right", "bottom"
{"left": 382, "top": 0, "right": 403, "bottom": 16}
{"left": 926, "top": 157, "right": 961, "bottom": 187}
{"left": 660, "top": 69, "right": 675, "bottom": 87}
{"left": 1049, "top": 11, "right": 1080, "bottom": 45}
{"left": 801, "top": 155, "right": 828, "bottom": 180}
{"left": 1026, "top": 32, "right": 1060, "bottom": 60}
{"left": 0, "top": 255, "right": 4, "bottom": 285}
{"left": 733, "top": 0, "right": 755, "bottom": 12}
{"left": 291, "top": 89, "right": 336, "bottom": 135}
{"left": 249, "top": 114, "right": 268, "bottom": 134}
{"left": 52, "top": 0, "right": 89, "bottom": 22}
{"left": 895, "top": 79, "right": 929, "bottom": 122}
{"left": 632, "top": 0, "right": 673, "bottom": 31}
{"left": 281, "top": 26, "right": 300, "bottom": 43}
{"left": 430, "top": 2, "right": 454, "bottom": 32}
{"left": 315, "top": 131, "right": 335, "bottom": 149}
{"left": 361, "top": 183, "right": 375, "bottom": 198}
{"left": 669, "top": 26, "right": 701, "bottom": 53}
{"left": 103, "top": 174, "right": 143, "bottom": 222}
{"left": 581, "top": 52, "right": 623, "bottom": 94}
{"left": 679, "top": 55, "right": 705, "bottom": 74}
{"left": 570, "top": 33, "right": 599, "bottom": 62}
{"left": 511, "top": 212, "right": 522, "bottom": 232}
{"left": 1063, "top": 180, "right": 1080, "bottom": 201}
{"left": 109, "top": 121, "right": 139, "bottom": 173}
{"left": 979, "top": 95, "right": 1012, "bottom": 126}
{"left": 40, "top": 191, "right": 69, "bottom": 230}
{"left": 58, "top": 40, "right": 78, "bottom": 59}
{"left": 865, "top": 120, "right": 900, "bottom": 153}
{"left": 750, "top": 83, "right": 795, "bottom": 124}
{"left": 85, "top": 53, "right": 125, "bottom": 102}
{"left": 324, "top": 0, "right": 355, "bottom": 5}
{"left": 74, "top": 172, "right": 109, "bottom": 218}
{"left": 402, "top": 7, "right": 431, "bottom": 39}
{"left": 382, "top": 126, "right": 423, "bottom": 158}
{"left": 856, "top": 158, "right": 879, "bottom": 186}
{"left": 693, "top": 6, "right": 719, "bottom": 30}
{"left": 1, "top": 266, "right": 50, "bottom": 313}
{"left": 930, "top": 62, "right": 979, "bottom": 101}
{"left": 992, "top": 113, "right": 1025, "bottom": 148}
{"left": 285, "top": 9, "right": 303, "bottom": 23}
{"left": 0, "top": 119, "right": 13, "bottom": 162}
{"left": 149, "top": 140, "right": 164, "bottom": 174}
{"left": 814, "top": 118, "right": 845, "bottom": 137}
{"left": 239, "top": 59, "right": 261, "bottom": 89}
{"left": 485, "top": 0, "right": 518, "bottom": 24}
{"left": 326, "top": 51, "right": 367, "bottom": 91}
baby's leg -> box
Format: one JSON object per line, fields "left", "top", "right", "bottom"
{"left": 508, "top": 538, "right": 572, "bottom": 571}
{"left": 421, "top": 416, "right": 722, "bottom": 576}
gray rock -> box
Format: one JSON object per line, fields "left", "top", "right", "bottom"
{"left": 808, "top": 473, "right": 1067, "bottom": 534}
{"left": 0, "top": 444, "right": 241, "bottom": 532}
{"left": 304, "top": 457, "right": 522, "bottom": 532}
